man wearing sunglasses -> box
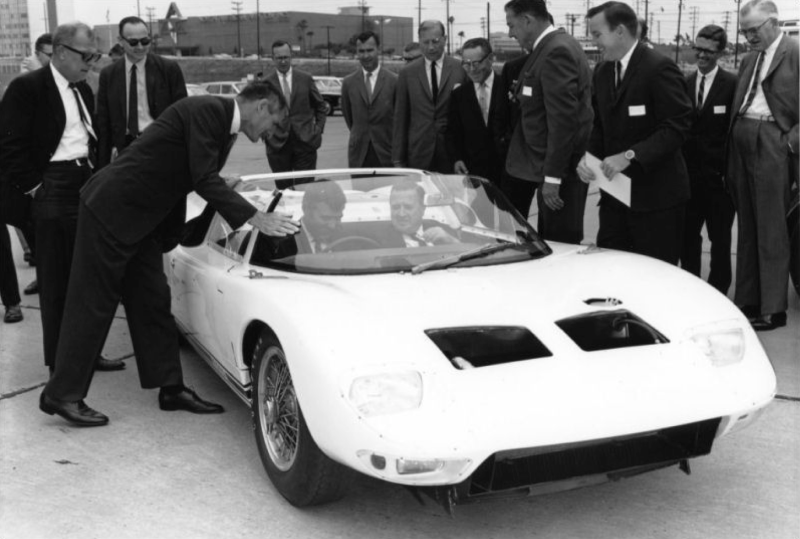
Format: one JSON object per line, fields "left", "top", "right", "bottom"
{"left": 0, "top": 22, "right": 125, "bottom": 374}
{"left": 20, "top": 33, "right": 53, "bottom": 73}
{"left": 95, "top": 16, "right": 187, "bottom": 170}
{"left": 727, "top": 0, "right": 798, "bottom": 331}
{"left": 678, "top": 25, "right": 737, "bottom": 296}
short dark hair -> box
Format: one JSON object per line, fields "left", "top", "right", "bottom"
{"left": 271, "top": 40, "right": 291, "bottom": 54}
{"left": 697, "top": 24, "right": 728, "bottom": 51}
{"left": 35, "top": 33, "right": 52, "bottom": 52}
{"left": 238, "top": 80, "right": 286, "bottom": 109}
{"left": 587, "top": 2, "right": 638, "bottom": 37}
{"left": 302, "top": 180, "right": 346, "bottom": 213}
{"left": 356, "top": 30, "right": 380, "bottom": 47}
{"left": 462, "top": 37, "right": 492, "bottom": 56}
{"left": 119, "top": 16, "right": 148, "bottom": 36}
{"left": 504, "top": 0, "right": 550, "bottom": 21}
{"left": 418, "top": 20, "right": 446, "bottom": 37}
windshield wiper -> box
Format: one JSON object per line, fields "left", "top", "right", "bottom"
{"left": 411, "top": 241, "right": 536, "bottom": 275}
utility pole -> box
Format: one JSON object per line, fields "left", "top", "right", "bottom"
{"left": 232, "top": 1, "right": 242, "bottom": 57}
{"left": 585, "top": 0, "right": 592, "bottom": 37}
{"left": 358, "top": 0, "right": 368, "bottom": 32}
{"left": 256, "top": 0, "right": 260, "bottom": 59}
{"left": 566, "top": 14, "right": 579, "bottom": 36}
{"left": 480, "top": 17, "right": 486, "bottom": 39}
{"left": 734, "top": 0, "right": 742, "bottom": 68}
{"left": 690, "top": 6, "right": 699, "bottom": 38}
{"left": 444, "top": 0, "right": 452, "bottom": 55}
{"left": 322, "top": 25, "right": 334, "bottom": 76}
{"left": 146, "top": 6, "right": 155, "bottom": 36}
{"left": 137, "top": 0, "right": 141, "bottom": 18}
{"left": 643, "top": 0, "right": 648, "bottom": 28}
{"left": 722, "top": 11, "right": 732, "bottom": 39}
{"left": 657, "top": 20, "right": 661, "bottom": 44}
{"left": 486, "top": 3, "right": 490, "bottom": 38}
{"left": 418, "top": 0, "right": 422, "bottom": 28}
{"left": 675, "top": 0, "right": 683, "bottom": 63}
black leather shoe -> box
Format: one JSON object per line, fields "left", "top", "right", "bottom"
{"left": 96, "top": 356, "right": 126, "bottom": 371}
{"left": 159, "top": 387, "right": 224, "bottom": 414}
{"left": 751, "top": 312, "right": 787, "bottom": 332}
{"left": 23, "top": 280, "right": 38, "bottom": 295}
{"left": 39, "top": 392, "right": 109, "bottom": 427}
{"left": 3, "top": 305, "right": 23, "bottom": 323}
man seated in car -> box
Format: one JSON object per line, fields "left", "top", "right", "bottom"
{"left": 380, "top": 180, "right": 459, "bottom": 247}
{"left": 272, "top": 180, "right": 347, "bottom": 256}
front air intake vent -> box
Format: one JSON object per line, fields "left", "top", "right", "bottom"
{"left": 556, "top": 309, "right": 668, "bottom": 351}
{"left": 425, "top": 326, "right": 552, "bottom": 369}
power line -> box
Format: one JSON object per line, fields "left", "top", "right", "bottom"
{"left": 231, "top": 1, "right": 242, "bottom": 57}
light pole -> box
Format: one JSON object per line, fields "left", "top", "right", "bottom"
{"left": 374, "top": 17, "right": 392, "bottom": 58}
{"left": 322, "top": 25, "right": 334, "bottom": 76}
{"left": 256, "top": 0, "right": 261, "bottom": 59}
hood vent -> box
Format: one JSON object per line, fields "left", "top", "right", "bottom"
{"left": 556, "top": 309, "right": 668, "bottom": 351}
{"left": 425, "top": 326, "right": 552, "bottom": 369}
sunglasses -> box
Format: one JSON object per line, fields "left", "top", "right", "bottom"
{"left": 691, "top": 46, "right": 719, "bottom": 55}
{"left": 37, "top": 50, "right": 53, "bottom": 58}
{"left": 461, "top": 51, "right": 491, "bottom": 70}
{"left": 61, "top": 44, "right": 102, "bottom": 63}
{"left": 120, "top": 36, "right": 152, "bottom": 47}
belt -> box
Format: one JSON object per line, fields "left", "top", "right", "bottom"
{"left": 739, "top": 112, "right": 775, "bottom": 122}
{"left": 49, "top": 158, "right": 91, "bottom": 167}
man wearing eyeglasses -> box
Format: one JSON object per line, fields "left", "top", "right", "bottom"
{"left": 0, "top": 22, "right": 124, "bottom": 374}
{"left": 393, "top": 20, "right": 467, "bottom": 173}
{"left": 445, "top": 38, "right": 508, "bottom": 189}
{"left": 20, "top": 33, "right": 53, "bottom": 73}
{"left": 95, "top": 16, "right": 187, "bottom": 170}
{"left": 727, "top": 0, "right": 798, "bottom": 331}
{"left": 504, "top": 0, "right": 593, "bottom": 244}
{"left": 679, "top": 25, "right": 737, "bottom": 295}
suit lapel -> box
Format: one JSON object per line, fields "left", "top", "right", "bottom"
{"left": 439, "top": 57, "right": 453, "bottom": 93}
{"left": 732, "top": 53, "right": 757, "bottom": 113}
{"left": 417, "top": 60, "right": 433, "bottom": 101}
{"left": 762, "top": 35, "right": 787, "bottom": 82}
{"left": 356, "top": 69, "right": 369, "bottom": 105}
{"left": 702, "top": 72, "right": 724, "bottom": 113}
{"left": 44, "top": 67, "right": 66, "bottom": 137}
{"left": 145, "top": 54, "right": 156, "bottom": 114}
{"left": 371, "top": 68, "right": 385, "bottom": 103}
{"left": 687, "top": 71, "right": 698, "bottom": 109}
{"left": 612, "top": 43, "right": 644, "bottom": 107}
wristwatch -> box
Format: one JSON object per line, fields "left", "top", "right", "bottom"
{"left": 624, "top": 149, "right": 636, "bottom": 161}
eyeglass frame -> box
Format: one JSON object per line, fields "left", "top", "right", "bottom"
{"left": 36, "top": 49, "right": 53, "bottom": 58}
{"left": 738, "top": 18, "right": 774, "bottom": 38}
{"left": 60, "top": 43, "right": 102, "bottom": 63}
{"left": 691, "top": 45, "right": 721, "bottom": 56}
{"left": 461, "top": 51, "right": 492, "bottom": 70}
{"left": 119, "top": 35, "right": 153, "bottom": 47}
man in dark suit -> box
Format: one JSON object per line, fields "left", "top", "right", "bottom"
{"left": 393, "top": 20, "right": 467, "bottom": 173}
{"left": 578, "top": 2, "right": 692, "bottom": 264}
{"left": 95, "top": 16, "right": 187, "bottom": 169}
{"left": 263, "top": 40, "right": 328, "bottom": 173}
{"left": 41, "top": 83, "right": 301, "bottom": 427}
{"left": 379, "top": 180, "right": 459, "bottom": 247}
{"left": 679, "top": 25, "right": 737, "bottom": 294}
{"left": 446, "top": 37, "right": 509, "bottom": 186}
{"left": 504, "top": 0, "right": 593, "bottom": 244}
{"left": 727, "top": 0, "right": 798, "bottom": 331}
{"left": 341, "top": 31, "right": 397, "bottom": 169}
{"left": 0, "top": 22, "right": 125, "bottom": 372}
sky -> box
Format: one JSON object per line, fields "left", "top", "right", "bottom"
{"left": 64, "top": 0, "right": 800, "bottom": 47}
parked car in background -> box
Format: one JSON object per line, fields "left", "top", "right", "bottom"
{"left": 313, "top": 76, "right": 342, "bottom": 116}
{"left": 200, "top": 81, "right": 246, "bottom": 98}
{"left": 185, "top": 83, "right": 209, "bottom": 96}
{"left": 166, "top": 169, "right": 776, "bottom": 513}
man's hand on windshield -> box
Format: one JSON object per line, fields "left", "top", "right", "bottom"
{"left": 249, "top": 211, "right": 300, "bottom": 237}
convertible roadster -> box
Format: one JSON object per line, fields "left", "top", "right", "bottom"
{"left": 166, "top": 169, "right": 776, "bottom": 513}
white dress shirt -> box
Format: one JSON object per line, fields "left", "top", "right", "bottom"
{"left": 50, "top": 64, "right": 91, "bottom": 162}
{"left": 744, "top": 32, "right": 784, "bottom": 117}
{"left": 125, "top": 55, "right": 155, "bottom": 133}
{"left": 424, "top": 56, "right": 442, "bottom": 95}
{"left": 695, "top": 64, "right": 719, "bottom": 108}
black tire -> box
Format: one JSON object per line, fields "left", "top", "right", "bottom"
{"left": 251, "top": 330, "right": 350, "bottom": 506}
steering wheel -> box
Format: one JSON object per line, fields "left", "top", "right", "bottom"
{"left": 327, "top": 236, "right": 382, "bottom": 252}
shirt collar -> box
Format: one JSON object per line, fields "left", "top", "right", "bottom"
{"left": 475, "top": 70, "right": 495, "bottom": 90}
{"left": 125, "top": 54, "right": 146, "bottom": 73}
{"left": 50, "top": 62, "right": 70, "bottom": 90}
{"left": 764, "top": 31, "right": 783, "bottom": 56}
{"left": 425, "top": 56, "right": 442, "bottom": 69}
{"left": 619, "top": 40, "right": 638, "bottom": 72}
{"left": 533, "top": 25, "right": 556, "bottom": 51}
{"left": 362, "top": 64, "right": 380, "bottom": 77}
{"left": 698, "top": 64, "right": 719, "bottom": 79}
{"left": 280, "top": 67, "right": 292, "bottom": 79}
{"left": 231, "top": 99, "right": 241, "bottom": 135}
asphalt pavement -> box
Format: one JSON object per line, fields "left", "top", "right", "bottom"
{"left": 1, "top": 116, "right": 798, "bottom": 539}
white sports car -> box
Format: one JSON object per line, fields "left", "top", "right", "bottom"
{"left": 166, "top": 169, "right": 776, "bottom": 513}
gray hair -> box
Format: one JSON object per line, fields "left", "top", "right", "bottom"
{"left": 418, "top": 20, "right": 446, "bottom": 37}
{"left": 741, "top": 0, "right": 779, "bottom": 18}
{"left": 52, "top": 22, "right": 95, "bottom": 48}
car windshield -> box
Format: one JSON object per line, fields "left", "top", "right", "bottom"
{"left": 218, "top": 172, "right": 550, "bottom": 275}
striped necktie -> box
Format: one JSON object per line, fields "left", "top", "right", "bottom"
{"left": 739, "top": 52, "right": 765, "bottom": 114}
{"left": 697, "top": 74, "right": 706, "bottom": 109}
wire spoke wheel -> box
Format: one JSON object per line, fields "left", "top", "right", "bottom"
{"left": 260, "top": 347, "right": 299, "bottom": 471}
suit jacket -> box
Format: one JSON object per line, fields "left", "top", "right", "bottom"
{"left": 392, "top": 56, "right": 467, "bottom": 169}
{"left": 588, "top": 44, "right": 693, "bottom": 212}
{"left": 0, "top": 65, "right": 95, "bottom": 193}
{"left": 505, "top": 29, "right": 593, "bottom": 183}
{"left": 341, "top": 66, "right": 397, "bottom": 167}
{"left": 445, "top": 71, "right": 509, "bottom": 183}
{"left": 82, "top": 96, "right": 255, "bottom": 246}
{"left": 683, "top": 68, "right": 737, "bottom": 179}
{"left": 95, "top": 53, "right": 187, "bottom": 169}
{"left": 730, "top": 34, "right": 799, "bottom": 155}
{"left": 264, "top": 68, "right": 328, "bottom": 151}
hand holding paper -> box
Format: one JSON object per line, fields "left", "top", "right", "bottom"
{"left": 581, "top": 152, "right": 631, "bottom": 207}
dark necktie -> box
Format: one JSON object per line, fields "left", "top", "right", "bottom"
{"left": 365, "top": 71, "right": 373, "bottom": 101}
{"left": 739, "top": 52, "right": 765, "bottom": 114}
{"left": 128, "top": 63, "right": 139, "bottom": 137}
{"left": 68, "top": 82, "right": 96, "bottom": 141}
{"left": 614, "top": 61, "right": 622, "bottom": 88}
{"left": 430, "top": 61, "right": 438, "bottom": 102}
{"left": 697, "top": 74, "right": 706, "bottom": 109}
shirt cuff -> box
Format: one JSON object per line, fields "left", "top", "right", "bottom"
{"left": 544, "top": 176, "right": 562, "bottom": 185}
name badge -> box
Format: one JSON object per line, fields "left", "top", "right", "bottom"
{"left": 714, "top": 105, "right": 726, "bottom": 114}
{"left": 629, "top": 105, "right": 646, "bottom": 117}
{"left": 522, "top": 86, "right": 532, "bottom": 97}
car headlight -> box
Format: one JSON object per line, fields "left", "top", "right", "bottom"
{"left": 348, "top": 371, "right": 422, "bottom": 417}
{"left": 688, "top": 324, "right": 745, "bottom": 367}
